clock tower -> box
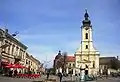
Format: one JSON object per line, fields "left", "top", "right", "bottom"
{"left": 74, "top": 10, "right": 100, "bottom": 75}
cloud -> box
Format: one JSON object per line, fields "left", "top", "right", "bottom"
{"left": 21, "top": 39, "right": 81, "bottom": 68}
{"left": 25, "top": 44, "right": 58, "bottom": 68}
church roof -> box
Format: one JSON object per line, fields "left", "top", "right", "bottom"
{"left": 55, "top": 50, "right": 62, "bottom": 59}
{"left": 99, "top": 57, "right": 117, "bottom": 65}
{"left": 67, "top": 56, "right": 75, "bottom": 62}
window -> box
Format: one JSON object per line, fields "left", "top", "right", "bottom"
{"left": 26, "top": 60, "right": 28, "bottom": 64}
{"left": 93, "top": 62, "right": 95, "bottom": 68}
{"left": 29, "top": 61, "right": 30, "bottom": 65}
{"left": 5, "top": 41, "right": 8, "bottom": 53}
{"left": 73, "top": 64, "right": 75, "bottom": 67}
{"left": 11, "top": 45, "right": 15, "bottom": 55}
{"left": 86, "top": 65, "right": 88, "bottom": 68}
{"left": 69, "top": 64, "right": 71, "bottom": 67}
{"left": 85, "top": 33, "right": 88, "bottom": 39}
{"left": 8, "top": 43, "right": 11, "bottom": 54}
{"left": 86, "top": 45, "right": 88, "bottom": 49}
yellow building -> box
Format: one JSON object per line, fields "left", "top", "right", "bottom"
{"left": 25, "top": 52, "right": 41, "bottom": 74}
{"left": 0, "top": 28, "right": 27, "bottom": 65}
{"left": 66, "top": 56, "right": 75, "bottom": 74}
{"left": 0, "top": 28, "right": 41, "bottom": 74}
{"left": 74, "top": 10, "right": 100, "bottom": 75}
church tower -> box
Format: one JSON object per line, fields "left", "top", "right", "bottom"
{"left": 74, "top": 10, "right": 100, "bottom": 75}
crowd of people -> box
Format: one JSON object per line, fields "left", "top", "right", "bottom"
{"left": 0, "top": 68, "right": 37, "bottom": 78}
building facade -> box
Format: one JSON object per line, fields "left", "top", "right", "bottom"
{"left": 54, "top": 51, "right": 75, "bottom": 75}
{"left": 0, "top": 29, "right": 27, "bottom": 66}
{"left": 0, "top": 28, "right": 41, "bottom": 74}
{"left": 25, "top": 52, "right": 41, "bottom": 74}
{"left": 74, "top": 10, "right": 100, "bottom": 75}
{"left": 66, "top": 56, "right": 75, "bottom": 74}
{"left": 99, "top": 57, "right": 120, "bottom": 75}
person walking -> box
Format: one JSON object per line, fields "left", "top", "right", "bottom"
{"left": 46, "top": 71, "right": 50, "bottom": 80}
{"left": 14, "top": 70, "right": 18, "bottom": 77}
{"left": 58, "top": 72, "right": 63, "bottom": 82}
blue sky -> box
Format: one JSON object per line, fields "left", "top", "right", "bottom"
{"left": 0, "top": 0, "right": 120, "bottom": 68}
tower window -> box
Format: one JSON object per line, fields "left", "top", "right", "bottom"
{"left": 86, "top": 45, "right": 88, "bottom": 49}
{"left": 93, "top": 62, "right": 95, "bottom": 68}
{"left": 85, "top": 33, "right": 88, "bottom": 39}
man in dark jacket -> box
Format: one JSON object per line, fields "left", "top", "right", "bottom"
{"left": 46, "top": 72, "right": 50, "bottom": 80}
{"left": 58, "top": 72, "right": 62, "bottom": 82}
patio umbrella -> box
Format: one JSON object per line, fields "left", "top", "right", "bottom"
{"left": 5, "top": 64, "right": 27, "bottom": 68}
{"left": 15, "top": 64, "right": 27, "bottom": 68}
{"left": 5, "top": 64, "right": 15, "bottom": 68}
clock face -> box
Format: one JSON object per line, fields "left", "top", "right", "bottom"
{"left": 85, "top": 27, "right": 89, "bottom": 30}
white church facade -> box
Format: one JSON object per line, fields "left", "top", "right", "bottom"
{"left": 74, "top": 10, "right": 100, "bottom": 75}
{"left": 54, "top": 10, "right": 100, "bottom": 76}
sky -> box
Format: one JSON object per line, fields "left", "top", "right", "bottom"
{"left": 0, "top": 0, "right": 120, "bottom": 68}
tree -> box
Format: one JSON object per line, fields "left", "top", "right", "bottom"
{"left": 62, "top": 52, "right": 67, "bottom": 73}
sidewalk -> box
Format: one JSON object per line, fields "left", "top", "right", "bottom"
{"left": 33, "top": 75, "right": 57, "bottom": 82}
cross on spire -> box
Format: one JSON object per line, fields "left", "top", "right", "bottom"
{"left": 82, "top": 9, "right": 91, "bottom": 26}
{"left": 84, "top": 9, "right": 89, "bottom": 20}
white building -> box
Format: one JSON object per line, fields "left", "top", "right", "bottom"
{"left": 74, "top": 10, "right": 100, "bottom": 75}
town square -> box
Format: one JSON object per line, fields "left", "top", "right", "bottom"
{"left": 0, "top": 0, "right": 120, "bottom": 82}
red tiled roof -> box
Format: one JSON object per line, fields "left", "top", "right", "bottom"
{"left": 67, "top": 56, "right": 75, "bottom": 62}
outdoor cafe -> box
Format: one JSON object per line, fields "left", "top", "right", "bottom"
{"left": 0, "top": 61, "right": 40, "bottom": 79}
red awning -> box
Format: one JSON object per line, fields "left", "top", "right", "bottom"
{"left": 5, "top": 64, "right": 27, "bottom": 69}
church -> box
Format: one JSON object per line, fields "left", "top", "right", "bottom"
{"left": 75, "top": 10, "right": 100, "bottom": 75}
{"left": 54, "top": 10, "right": 100, "bottom": 76}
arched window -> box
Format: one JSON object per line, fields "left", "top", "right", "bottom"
{"left": 69, "top": 63, "right": 71, "bottom": 67}
{"left": 86, "top": 65, "right": 88, "bottom": 68}
{"left": 73, "top": 64, "right": 75, "bottom": 67}
{"left": 86, "top": 45, "right": 88, "bottom": 49}
{"left": 93, "top": 62, "right": 95, "bottom": 68}
{"left": 85, "top": 33, "right": 88, "bottom": 39}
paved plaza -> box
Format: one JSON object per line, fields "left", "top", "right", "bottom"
{"left": 1, "top": 75, "right": 120, "bottom": 82}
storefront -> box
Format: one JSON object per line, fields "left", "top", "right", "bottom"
{"left": 0, "top": 58, "right": 10, "bottom": 75}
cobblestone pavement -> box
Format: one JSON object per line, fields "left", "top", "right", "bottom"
{"left": 1, "top": 75, "right": 120, "bottom": 82}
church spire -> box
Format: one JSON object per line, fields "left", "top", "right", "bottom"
{"left": 82, "top": 9, "right": 91, "bottom": 26}
{"left": 84, "top": 9, "right": 89, "bottom": 20}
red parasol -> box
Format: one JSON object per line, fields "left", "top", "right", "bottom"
{"left": 5, "top": 64, "right": 27, "bottom": 68}
{"left": 15, "top": 64, "right": 27, "bottom": 68}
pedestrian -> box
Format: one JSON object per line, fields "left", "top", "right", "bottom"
{"left": 58, "top": 72, "right": 63, "bottom": 82}
{"left": 14, "top": 69, "right": 18, "bottom": 77}
{"left": 46, "top": 71, "right": 50, "bottom": 80}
